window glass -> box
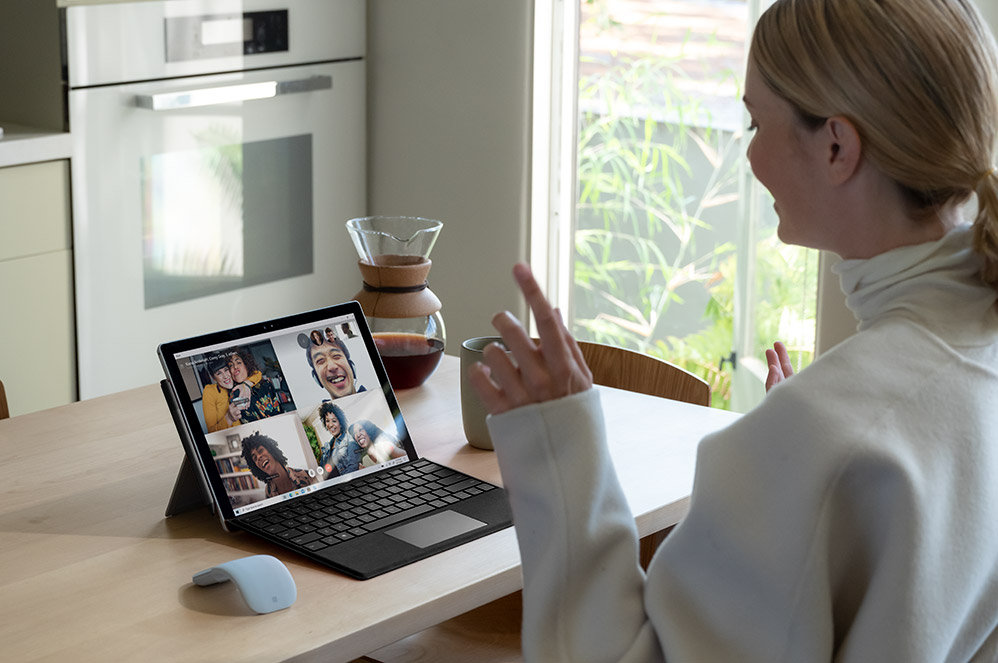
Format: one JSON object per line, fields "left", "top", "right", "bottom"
{"left": 572, "top": 0, "right": 816, "bottom": 410}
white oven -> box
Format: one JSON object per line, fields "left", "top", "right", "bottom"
{"left": 65, "top": 0, "right": 366, "bottom": 399}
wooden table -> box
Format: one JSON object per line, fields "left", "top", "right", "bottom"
{"left": 0, "top": 355, "right": 739, "bottom": 662}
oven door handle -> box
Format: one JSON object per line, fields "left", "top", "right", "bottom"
{"left": 134, "top": 75, "right": 333, "bottom": 111}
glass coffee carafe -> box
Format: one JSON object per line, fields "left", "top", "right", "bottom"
{"left": 346, "top": 216, "right": 446, "bottom": 388}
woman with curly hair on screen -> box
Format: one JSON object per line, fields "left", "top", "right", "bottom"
{"left": 241, "top": 432, "right": 315, "bottom": 498}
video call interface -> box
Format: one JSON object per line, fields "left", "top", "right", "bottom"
{"left": 171, "top": 313, "right": 408, "bottom": 516}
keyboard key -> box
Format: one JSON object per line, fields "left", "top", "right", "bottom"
{"left": 291, "top": 531, "right": 322, "bottom": 545}
{"left": 445, "top": 478, "right": 481, "bottom": 493}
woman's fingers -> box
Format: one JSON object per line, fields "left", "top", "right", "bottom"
{"left": 490, "top": 308, "right": 558, "bottom": 402}
{"left": 764, "top": 341, "right": 794, "bottom": 392}
{"left": 490, "top": 310, "right": 537, "bottom": 370}
{"left": 765, "top": 348, "right": 782, "bottom": 392}
{"left": 774, "top": 341, "right": 794, "bottom": 378}
{"left": 511, "top": 263, "right": 577, "bottom": 393}
{"left": 470, "top": 262, "right": 593, "bottom": 413}
{"left": 555, "top": 307, "right": 593, "bottom": 390}
{"left": 482, "top": 341, "right": 532, "bottom": 407}
{"left": 467, "top": 361, "right": 510, "bottom": 414}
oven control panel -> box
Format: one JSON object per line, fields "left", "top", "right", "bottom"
{"left": 65, "top": 0, "right": 363, "bottom": 88}
{"left": 166, "top": 10, "right": 289, "bottom": 62}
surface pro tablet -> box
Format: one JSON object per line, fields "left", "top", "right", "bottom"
{"left": 158, "top": 301, "right": 512, "bottom": 579}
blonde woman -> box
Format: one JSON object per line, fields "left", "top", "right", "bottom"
{"left": 470, "top": 0, "right": 998, "bottom": 660}
{"left": 201, "top": 357, "right": 236, "bottom": 433}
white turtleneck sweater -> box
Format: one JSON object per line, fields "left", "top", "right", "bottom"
{"left": 488, "top": 225, "right": 998, "bottom": 662}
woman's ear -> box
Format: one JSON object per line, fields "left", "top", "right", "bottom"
{"left": 824, "top": 115, "right": 863, "bottom": 184}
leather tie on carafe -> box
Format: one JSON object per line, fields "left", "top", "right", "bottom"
{"left": 353, "top": 255, "right": 442, "bottom": 319}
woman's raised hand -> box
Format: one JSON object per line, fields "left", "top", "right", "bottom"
{"left": 469, "top": 262, "right": 593, "bottom": 415}
{"left": 764, "top": 341, "right": 794, "bottom": 392}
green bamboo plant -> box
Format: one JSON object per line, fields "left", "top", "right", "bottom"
{"left": 572, "top": 8, "right": 816, "bottom": 409}
{"left": 573, "top": 50, "right": 743, "bottom": 406}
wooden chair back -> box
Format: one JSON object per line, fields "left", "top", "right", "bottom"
{"left": 577, "top": 341, "right": 710, "bottom": 406}
{"left": 363, "top": 342, "right": 712, "bottom": 663}
{"left": 0, "top": 379, "right": 9, "bottom": 420}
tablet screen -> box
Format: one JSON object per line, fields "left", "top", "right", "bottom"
{"left": 159, "top": 303, "right": 415, "bottom": 518}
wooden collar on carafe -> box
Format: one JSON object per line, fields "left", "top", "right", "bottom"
{"left": 354, "top": 257, "right": 441, "bottom": 318}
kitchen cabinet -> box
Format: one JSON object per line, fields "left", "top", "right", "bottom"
{"left": 0, "top": 160, "right": 77, "bottom": 415}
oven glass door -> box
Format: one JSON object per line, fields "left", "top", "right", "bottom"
{"left": 70, "top": 61, "right": 365, "bottom": 398}
{"left": 142, "top": 132, "right": 314, "bottom": 308}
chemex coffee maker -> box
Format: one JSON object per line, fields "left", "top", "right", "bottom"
{"left": 346, "top": 216, "right": 446, "bottom": 389}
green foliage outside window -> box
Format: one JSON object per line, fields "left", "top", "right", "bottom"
{"left": 572, "top": 5, "right": 815, "bottom": 409}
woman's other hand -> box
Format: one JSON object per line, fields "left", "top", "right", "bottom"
{"left": 764, "top": 341, "right": 794, "bottom": 392}
{"left": 469, "top": 262, "right": 593, "bottom": 415}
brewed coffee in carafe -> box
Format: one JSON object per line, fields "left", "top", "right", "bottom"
{"left": 345, "top": 216, "right": 446, "bottom": 389}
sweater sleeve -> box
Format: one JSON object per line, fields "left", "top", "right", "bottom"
{"left": 488, "top": 389, "right": 665, "bottom": 663}
{"left": 202, "top": 385, "right": 233, "bottom": 433}
{"left": 487, "top": 385, "right": 843, "bottom": 663}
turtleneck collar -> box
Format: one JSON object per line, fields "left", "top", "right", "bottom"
{"left": 832, "top": 225, "right": 997, "bottom": 344}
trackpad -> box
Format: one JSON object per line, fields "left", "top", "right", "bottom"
{"left": 386, "top": 510, "right": 487, "bottom": 548}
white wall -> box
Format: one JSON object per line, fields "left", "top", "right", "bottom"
{"left": 980, "top": 0, "right": 998, "bottom": 33}
{"left": 366, "top": 0, "right": 533, "bottom": 352}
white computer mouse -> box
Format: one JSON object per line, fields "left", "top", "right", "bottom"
{"left": 193, "top": 554, "right": 297, "bottom": 614}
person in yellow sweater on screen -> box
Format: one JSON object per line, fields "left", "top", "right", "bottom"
{"left": 201, "top": 354, "right": 262, "bottom": 433}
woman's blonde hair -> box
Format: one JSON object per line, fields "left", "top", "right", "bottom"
{"left": 750, "top": 0, "right": 998, "bottom": 287}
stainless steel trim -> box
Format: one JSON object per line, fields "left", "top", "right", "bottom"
{"left": 66, "top": 0, "right": 364, "bottom": 88}
{"left": 135, "top": 75, "right": 332, "bottom": 110}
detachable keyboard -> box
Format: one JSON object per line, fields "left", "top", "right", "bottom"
{"left": 237, "top": 458, "right": 499, "bottom": 553}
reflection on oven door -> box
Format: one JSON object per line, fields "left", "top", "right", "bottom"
{"left": 142, "top": 134, "right": 313, "bottom": 308}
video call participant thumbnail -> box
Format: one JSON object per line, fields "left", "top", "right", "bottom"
{"left": 317, "top": 401, "right": 363, "bottom": 476}
{"left": 299, "top": 332, "right": 366, "bottom": 400}
{"left": 228, "top": 347, "right": 282, "bottom": 424}
{"left": 241, "top": 432, "right": 316, "bottom": 499}
{"left": 202, "top": 357, "right": 236, "bottom": 433}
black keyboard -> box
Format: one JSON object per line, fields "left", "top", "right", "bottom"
{"left": 237, "top": 458, "right": 498, "bottom": 552}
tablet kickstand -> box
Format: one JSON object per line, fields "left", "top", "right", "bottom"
{"left": 161, "top": 379, "right": 215, "bottom": 517}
